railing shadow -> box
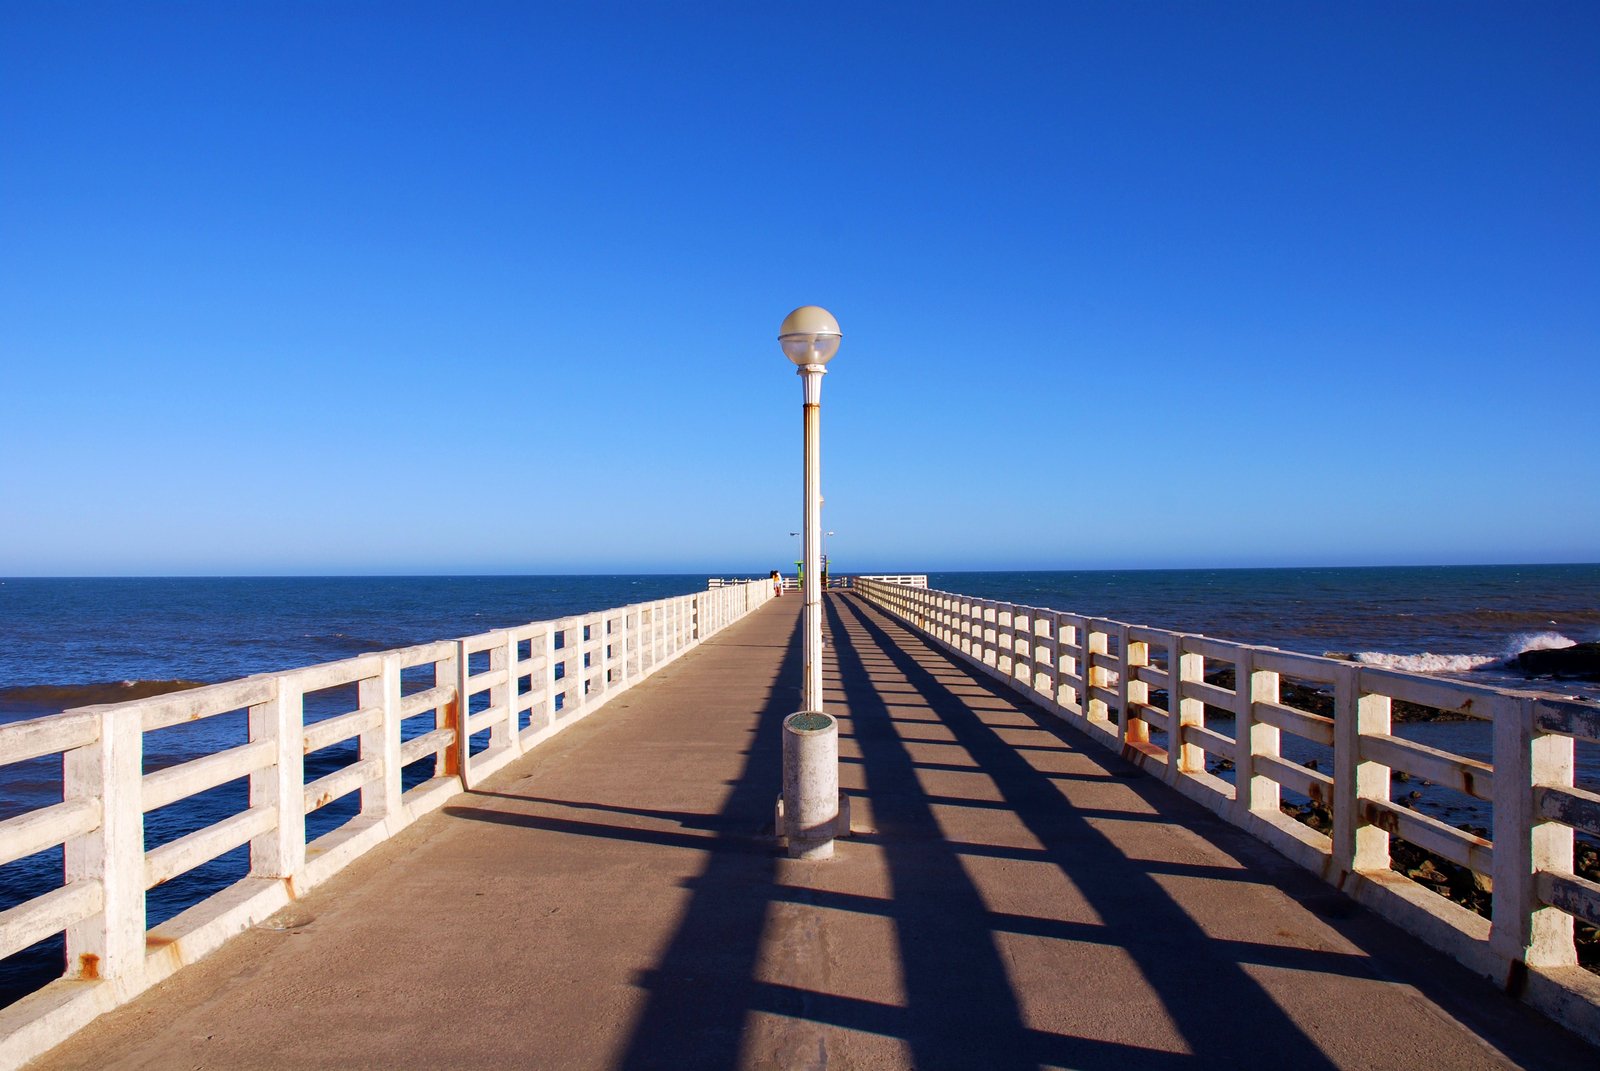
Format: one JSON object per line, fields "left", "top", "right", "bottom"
{"left": 438, "top": 594, "right": 1591, "bottom": 1069}
{"left": 823, "top": 596, "right": 1043, "bottom": 1067}
{"left": 833, "top": 594, "right": 1595, "bottom": 1070}
{"left": 828, "top": 594, "right": 1348, "bottom": 1068}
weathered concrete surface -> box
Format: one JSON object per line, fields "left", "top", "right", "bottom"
{"left": 25, "top": 595, "right": 1595, "bottom": 1070}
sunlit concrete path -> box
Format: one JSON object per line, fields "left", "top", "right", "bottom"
{"left": 25, "top": 595, "right": 1594, "bottom": 1070}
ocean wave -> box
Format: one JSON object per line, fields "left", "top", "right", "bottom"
{"left": 1508, "top": 631, "right": 1581, "bottom": 654}
{"left": 1353, "top": 651, "right": 1501, "bottom": 674}
{"left": 0, "top": 680, "right": 207, "bottom": 708}
{"left": 1351, "top": 633, "right": 1577, "bottom": 676}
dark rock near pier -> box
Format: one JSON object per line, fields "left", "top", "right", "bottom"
{"left": 1514, "top": 642, "right": 1600, "bottom": 681}
{"left": 1199, "top": 665, "right": 1471, "bottom": 722}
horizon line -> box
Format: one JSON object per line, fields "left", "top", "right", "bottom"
{"left": 4, "top": 560, "right": 1598, "bottom": 581}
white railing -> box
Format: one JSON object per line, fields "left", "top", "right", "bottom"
{"left": 855, "top": 574, "right": 927, "bottom": 588}
{"left": 0, "top": 580, "right": 773, "bottom": 1070}
{"left": 771, "top": 576, "right": 852, "bottom": 592}
{"left": 854, "top": 577, "right": 1600, "bottom": 1043}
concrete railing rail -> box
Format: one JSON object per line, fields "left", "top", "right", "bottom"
{"left": 854, "top": 577, "right": 1600, "bottom": 1043}
{"left": 0, "top": 580, "right": 774, "bottom": 1070}
{"left": 758, "top": 574, "right": 926, "bottom": 593}
{"left": 854, "top": 574, "right": 928, "bottom": 588}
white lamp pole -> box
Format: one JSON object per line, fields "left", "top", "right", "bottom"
{"left": 778, "top": 305, "right": 843, "bottom": 860}
{"left": 780, "top": 305, "right": 841, "bottom": 712}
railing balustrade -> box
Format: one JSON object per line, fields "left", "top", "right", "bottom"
{"left": 0, "top": 580, "right": 772, "bottom": 1070}
{"left": 853, "top": 577, "right": 1600, "bottom": 1044}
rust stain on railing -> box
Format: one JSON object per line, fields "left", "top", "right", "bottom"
{"left": 442, "top": 694, "right": 461, "bottom": 777}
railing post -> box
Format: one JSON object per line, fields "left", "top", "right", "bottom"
{"left": 1047, "top": 613, "right": 1068, "bottom": 710}
{"left": 1493, "top": 695, "right": 1577, "bottom": 968}
{"left": 1059, "top": 618, "right": 1079, "bottom": 714}
{"left": 250, "top": 678, "right": 306, "bottom": 873}
{"left": 358, "top": 656, "right": 402, "bottom": 820}
{"left": 1236, "top": 649, "right": 1280, "bottom": 816}
{"left": 435, "top": 645, "right": 461, "bottom": 779}
{"left": 1085, "top": 623, "right": 1110, "bottom": 724}
{"left": 492, "top": 630, "right": 518, "bottom": 752}
{"left": 623, "top": 608, "right": 636, "bottom": 680}
{"left": 452, "top": 639, "right": 473, "bottom": 788}
{"left": 574, "top": 620, "right": 590, "bottom": 706}
{"left": 1004, "top": 608, "right": 1030, "bottom": 685}
{"left": 1121, "top": 627, "right": 1150, "bottom": 745}
{"left": 1033, "top": 612, "right": 1054, "bottom": 705}
{"left": 1171, "top": 636, "right": 1205, "bottom": 778}
{"left": 616, "top": 611, "right": 628, "bottom": 679}
{"left": 64, "top": 706, "right": 145, "bottom": 982}
{"left": 543, "top": 627, "right": 560, "bottom": 722}
{"left": 581, "top": 620, "right": 594, "bottom": 698}
{"left": 983, "top": 602, "right": 998, "bottom": 668}
{"left": 994, "top": 603, "right": 1009, "bottom": 673}
{"left": 1333, "top": 665, "right": 1390, "bottom": 873}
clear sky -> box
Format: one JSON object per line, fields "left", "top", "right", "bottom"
{"left": 2, "top": 3, "right": 1595, "bottom": 575}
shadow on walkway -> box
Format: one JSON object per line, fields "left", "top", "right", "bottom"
{"left": 445, "top": 595, "right": 1592, "bottom": 1070}
{"left": 828, "top": 594, "right": 1342, "bottom": 1068}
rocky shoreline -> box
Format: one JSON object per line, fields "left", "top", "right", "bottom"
{"left": 1514, "top": 641, "right": 1600, "bottom": 682}
{"left": 1197, "top": 667, "right": 1478, "bottom": 723}
{"left": 1175, "top": 664, "right": 1599, "bottom": 969}
{"left": 1282, "top": 798, "right": 1600, "bottom": 973}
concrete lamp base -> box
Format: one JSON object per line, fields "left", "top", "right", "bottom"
{"left": 778, "top": 710, "right": 848, "bottom": 859}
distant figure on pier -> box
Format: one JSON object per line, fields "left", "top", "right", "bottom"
{"left": 771, "top": 569, "right": 782, "bottom": 596}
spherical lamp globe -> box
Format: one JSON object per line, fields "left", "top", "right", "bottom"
{"left": 779, "top": 306, "right": 842, "bottom": 366}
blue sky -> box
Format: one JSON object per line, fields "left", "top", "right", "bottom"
{"left": 2, "top": 3, "right": 1595, "bottom": 575}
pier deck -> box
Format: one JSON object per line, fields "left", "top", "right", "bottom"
{"left": 25, "top": 595, "right": 1592, "bottom": 1069}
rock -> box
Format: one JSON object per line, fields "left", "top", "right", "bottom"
{"left": 1408, "top": 860, "right": 1449, "bottom": 885}
{"left": 1515, "top": 642, "right": 1600, "bottom": 681}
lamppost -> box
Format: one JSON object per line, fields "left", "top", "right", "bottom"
{"left": 789, "top": 529, "right": 834, "bottom": 592}
{"left": 779, "top": 305, "right": 842, "bottom": 859}
{"left": 781, "top": 306, "right": 840, "bottom": 710}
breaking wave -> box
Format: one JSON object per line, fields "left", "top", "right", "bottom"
{"left": 1351, "top": 633, "right": 1578, "bottom": 676}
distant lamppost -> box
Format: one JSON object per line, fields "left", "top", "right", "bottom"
{"left": 778, "top": 305, "right": 843, "bottom": 859}
{"left": 789, "top": 529, "right": 834, "bottom": 590}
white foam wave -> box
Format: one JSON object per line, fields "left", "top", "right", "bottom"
{"left": 1506, "top": 631, "right": 1577, "bottom": 656}
{"left": 1353, "top": 632, "right": 1578, "bottom": 676}
{"left": 1354, "top": 651, "right": 1500, "bottom": 674}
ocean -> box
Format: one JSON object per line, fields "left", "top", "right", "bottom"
{"left": 2, "top": 565, "right": 1598, "bottom": 1006}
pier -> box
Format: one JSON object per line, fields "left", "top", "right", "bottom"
{"left": 3, "top": 583, "right": 1599, "bottom": 1068}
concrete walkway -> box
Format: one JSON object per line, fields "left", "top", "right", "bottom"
{"left": 26, "top": 595, "right": 1594, "bottom": 1070}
